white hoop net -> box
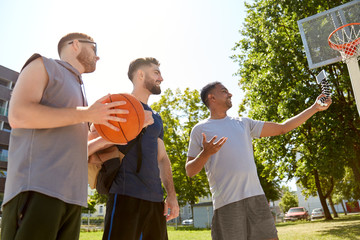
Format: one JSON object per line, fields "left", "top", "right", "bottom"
{"left": 328, "top": 23, "right": 360, "bottom": 62}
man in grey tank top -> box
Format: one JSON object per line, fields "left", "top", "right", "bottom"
{"left": 1, "top": 33, "right": 128, "bottom": 240}
{"left": 186, "top": 82, "right": 332, "bottom": 240}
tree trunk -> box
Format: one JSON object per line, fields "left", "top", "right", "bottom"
{"left": 340, "top": 200, "right": 348, "bottom": 215}
{"left": 314, "top": 169, "right": 333, "bottom": 220}
{"left": 328, "top": 196, "right": 338, "bottom": 218}
{"left": 191, "top": 203, "right": 194, "bottom": 222}
{"left": 349, "top": 158, "right": 360, "bottom": 184}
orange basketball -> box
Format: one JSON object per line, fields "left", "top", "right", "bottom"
{"left": 94, "top": 93, "right": 145, "bottom": 144}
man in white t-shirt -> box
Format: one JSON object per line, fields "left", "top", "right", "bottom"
{"left": 186, "top": 81, "right": 332, "bottom": 240}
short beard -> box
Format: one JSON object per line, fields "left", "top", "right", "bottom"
{"left": 77, "top": 48, "right": 96, "bottom": 73}
{"left": 144, "top": 76, "right": 161, "bottom": 95}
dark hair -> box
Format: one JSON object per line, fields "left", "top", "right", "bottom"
{"left": 57, "top": 33, "right": 94, "bottom": 57}
{"left": 200, "top": 81, "right": 222, "bottom": 108}
{"left": 127, "top": 57, "right": 160, "bottom": 81}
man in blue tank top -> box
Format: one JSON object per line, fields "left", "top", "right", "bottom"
{"left": 1, "top": 33, "right": 128, "bottom": 240}
{"left": 102, "top": 58, "right": 179, "bottom": 240}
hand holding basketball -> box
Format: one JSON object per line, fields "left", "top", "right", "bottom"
{"left": 86, "top": 94, "right": 129, "bottom": 131}
{"left": 94, "top": 93, "right": 145, "bottom": 144}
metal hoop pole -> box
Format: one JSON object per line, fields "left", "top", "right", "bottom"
{"left": 346, "top": 57, "right": 360, "bottom": 116}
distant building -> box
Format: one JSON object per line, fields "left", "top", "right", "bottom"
{"left": 193, "top": 195, "right": 213, "bottom": 228}
{"left": 86, "top": 186, "right": 106, "bottom": 217}
{"left": 296, "top": 184, "right": 360, "bottom": 214}
{"left": 0, "top": 65, "right": 18, "bottom": 209}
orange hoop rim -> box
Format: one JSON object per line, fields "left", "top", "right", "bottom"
{"left": 328, "top": 22, "right": 360, "bottom": 51}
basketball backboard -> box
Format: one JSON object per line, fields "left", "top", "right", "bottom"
{"left": 297, "top": 0, "right": 360, "bottom": 69}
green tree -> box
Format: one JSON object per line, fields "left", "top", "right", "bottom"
{"left": 232, "top": 0, "right": 360, "bottom": 220}
{"left": 151, "top": 88, "right": 210, "bottom": 216}
{"left": 89, "top": 190, "right": 108, "bottom": 205}
{"left": 279, "top": 187, "right": 298, "bottom": 213}
{"left": 256, "top": 157, "right": 281, "bottom": 201}
{"left": 82, "top": 198, "right": 97, "bottom": 214}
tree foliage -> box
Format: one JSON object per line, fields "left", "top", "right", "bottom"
{"left": 82, "top": 198, "right": 97, "bottom": 214}
{"left": 89, "top": 190, "right": 108, "bottom": 205}
{"left": 232, "top": 0, "right": 360, "bottom": 219}
{"left": 151, "top": 88, "right": 210, "bottom": 207}
{"left": 279, "top": 187, "right": 298, "bottom": 213}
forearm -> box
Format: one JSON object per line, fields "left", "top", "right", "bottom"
{"left": 185, "top": 150, "right": 212, "bottom": 177}
{"left": 281, "top": 103, "right": 318, "bottom": 133}
{"left": 9, "top": 102, "right": 89, "bottom": 129}
{"left": 159, "top": 157, "right": 177, "bottom": 199}
{"left": 88, "top": 137, "right": 113, "bottom": 157}
{"left": 261, "top": 104, "right": 320, "bottom": 137}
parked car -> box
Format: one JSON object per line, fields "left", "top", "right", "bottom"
{"left": 182, "top": 219, "right": 194, "bottom": 225}
{"left": 311, "top": 208, "right": 325, "bottom": 220}
{"left": 284, "top": 207, "right": 310, "bottom": 222}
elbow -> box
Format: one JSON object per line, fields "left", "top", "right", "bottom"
{"left": 8, "top": 113, "right": 21, "bottom": 129}
{"left": 8, "top": 109, "right": 29, "bottom": 129}
{"left": 185, "top": 164, "right": 196, "bottom": 178}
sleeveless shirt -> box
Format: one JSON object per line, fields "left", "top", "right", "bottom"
{"left": 111, "top": 103, "right": 164, "bottom": 202}
{"left": 3, "top": 55, "right": 89, "bottom": 207}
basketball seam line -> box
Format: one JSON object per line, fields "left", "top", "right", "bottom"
{"left": 122, "top": 94, "right": 142, "bottom": 135}
{"left": 111, "top": 94, "right": 128, "bottom": 143}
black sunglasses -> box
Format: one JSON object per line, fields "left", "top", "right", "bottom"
{"left": 68, "top": 39, "right": 97, "bottom": 55}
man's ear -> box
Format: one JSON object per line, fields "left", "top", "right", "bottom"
{"left": 69, "top": 39, "right": 81, "bottom": 53}
{"left": 137, "top": 69, "right": 145, "bottom": 81}
{"left": 208, "top": 93, "right": 216, "bottom": 106}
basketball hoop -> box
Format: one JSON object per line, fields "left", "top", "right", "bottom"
{"left": 328, "top": 23, "right": 360, "bottom": 62}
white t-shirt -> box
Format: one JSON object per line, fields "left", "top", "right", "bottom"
{"left": 187, "top": 116, "right": 265, "bottom": 210}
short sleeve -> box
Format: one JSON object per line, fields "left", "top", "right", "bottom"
{"left": 187, "top": 124, "right": 203, "bottom": 158}
{"left": 157, "top": 113, "right": 164, "bottom": 140}
{"left": 242, "top": 117, "right": 264, "bottom": 139}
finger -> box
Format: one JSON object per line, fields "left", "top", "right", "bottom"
{"left": 108, "top": 109, "right": 130, "bottom": 115}
{"left": 106, "top": 101, "right": 127, "bottom": 108}
{"left": 214, "top": 136, "right": 226, "bottom": 145}
{"left": 102, "top": 122, "right": 120, "bottom": 132}
{"left": 324, "top": 97, "right": 332, "bottom": 104}
{"left": 167, "top": 211, "right": 175, "bottom": 221}
{"left": 96, "top": 94, "right": 111, "bottom": 103}
{"left": 202, "top": 133, "right": 207, "bottom": 143}
{"left": 168, "top": 206, "right": 180, "bottom": 221}
{"left": 107, "top": 116, "right": 127, "bottom": 122}
{"left": 209, "top": 135, "right": 218, "bottom": 144}
{"left": 163, "top": 202, "right": 169, "bottom": 216}
{"left": 217, "top": 137, "right": 228, "bottom": 146}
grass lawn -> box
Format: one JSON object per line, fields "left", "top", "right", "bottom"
{"left": 79, "top": 213, "right": 360, "bottom": 240}
{"left": 277, "top": 213, "right": 360, "bottom": 240}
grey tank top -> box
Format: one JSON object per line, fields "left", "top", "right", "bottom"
{"left": 3, "top": 55, "right": 89, "bottom": 207}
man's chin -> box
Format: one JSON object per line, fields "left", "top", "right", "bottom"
{"left": 151, "top": 87, "right": 161, "bottom": 95}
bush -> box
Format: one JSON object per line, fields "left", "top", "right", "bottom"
{"left": 81, "top": 217, "right": 104, "bottom": 226}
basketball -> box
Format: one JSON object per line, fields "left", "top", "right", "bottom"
{"left": 94, "top": 93, "right": 145, "bottom": 144}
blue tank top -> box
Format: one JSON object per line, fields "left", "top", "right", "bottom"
{"left": 111, "top": 103, "right": 164, "bottom": 202}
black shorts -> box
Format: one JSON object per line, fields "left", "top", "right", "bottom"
{"left": 103, "top": 194, "right": 168, "bottom": 240}
{"left": 1, "top": 191, "right": 81, "bottom": 240}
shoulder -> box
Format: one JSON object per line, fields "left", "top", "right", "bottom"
{"left": 232, "top": 116, "right": 258, "bottom": 124}
{"left": 192, "top": 118, "right": 209, "bottom": 129}
{"left": 190, "top": 119, "right": 209, "bottom": 136}
{"left": 18, "top": 54, "right": 48, "bottom": 81}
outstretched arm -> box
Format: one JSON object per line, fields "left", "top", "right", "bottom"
{"left": 260, "top": 94, "right": 332, "bottom": 137}
{"left": 157, "top": 138, "right": 179, "bottom": 221}
{"left": 185, "top": 133, "right": 227, "bottom": 177}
